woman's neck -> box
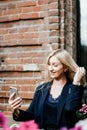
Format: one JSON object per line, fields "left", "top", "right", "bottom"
{"left": 50, "top": 76, "right": 67, "bottom": 99}
{"left": 53, "top": 74, "right": 67, "bottom": 87}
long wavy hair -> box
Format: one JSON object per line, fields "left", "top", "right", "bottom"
{"left": 45, "top": 49, "right": 86, "bottom": 85}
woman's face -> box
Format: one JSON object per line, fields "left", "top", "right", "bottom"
{"left": 48, "top": 56, "right": 65, "bottom": 79}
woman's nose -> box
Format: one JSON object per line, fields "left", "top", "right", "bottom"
{"left": 49, "top": 65, "right": 53, "bottom": 70}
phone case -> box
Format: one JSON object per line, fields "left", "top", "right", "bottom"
{"left": 10, "top": 87, "right": 18, "bottom": 97}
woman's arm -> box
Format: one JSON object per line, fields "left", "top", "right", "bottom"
{"left": 13, "top": 85, "right": 41, "bottom": 121}
{"left": 65, "top": 67, "right": 85, "bottom": 111}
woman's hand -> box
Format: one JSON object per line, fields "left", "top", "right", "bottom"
{"left": 73, "top": 67, "right": 86, "bottom": 85}
{"left": 8, "top": 92, "right": 22, "bottom": 115}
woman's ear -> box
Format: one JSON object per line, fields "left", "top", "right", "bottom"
{"left": 63, "top": 64, "right": 68, "bottom": 72}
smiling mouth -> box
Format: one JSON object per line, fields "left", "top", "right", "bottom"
{"left": 50, "top": 72, "right": 56, "bottom": 74}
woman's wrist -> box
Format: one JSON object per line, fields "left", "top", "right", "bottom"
{"left": 73, "top": 81, "right": 80, "bottom": 85}
{"left": 14, "top": 109, "right": 20, "bottom": 117}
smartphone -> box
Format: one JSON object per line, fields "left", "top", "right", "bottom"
{"left": 10, "top": 87, "right": 18, "bottom": 98}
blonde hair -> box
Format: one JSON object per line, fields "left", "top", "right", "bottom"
{"left": 45, "top": 49, "right": 85, "bottom": 85}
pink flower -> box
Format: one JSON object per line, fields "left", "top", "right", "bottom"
{"left": 70, "top": 126, "right": 82, "bottom": 130}
{"left": 76, "top": 104, "right": 87, "bottom": 119}
{"left": 79, "top": 104, "right": 87, "bottom": 114}
{"left": 9, "top": 124, "right": 19, "bottom": 130}
{"left": 10, "top": 128, "right": 19, "bottom": 130}
{"left": 0, "top": 112, "right": 8, "bottom": 129}
{"left": 60, "top": 127, "right": 68, "bottom": 130}
{"left": 19, "top": 120, "right": 39, "bottom": 130}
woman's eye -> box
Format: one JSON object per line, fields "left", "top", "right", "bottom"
{"left": 54, "top": 64, "right": 58, "bottom": 67}
{"left": 48, "top": 63, "right": 58, "bottom": 67}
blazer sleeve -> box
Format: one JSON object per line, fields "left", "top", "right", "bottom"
{"left": 65, "top": 84, "right": 84, "bottom": 111}
{"left": 13, "top": 86, "right": 40, "bottom": 121}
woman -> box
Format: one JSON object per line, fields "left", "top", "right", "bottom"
{"left": 8, "top": 49, "right": 86, "bottom": 130}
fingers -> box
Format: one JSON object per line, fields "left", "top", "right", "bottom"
{"left": 11, "top": 99, "right": 22, "bottom": 110}
{"left": 9, "top": 96, "right": 22, "bottom": 111}
{"left": 9, "top": 92, "right": 16, "bottom": 100}
{"left": 73, "top": 67, "right": 86, "bottom": 85}
{"left": 81, "top": 67, "right": 86, "bottom": 75}
{"left": 76, "top": 67, "right": 86, "bottom": 76}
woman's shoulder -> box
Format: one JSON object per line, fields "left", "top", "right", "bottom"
{"left": 35, "top": 81, "right": 52, "bottom": 92}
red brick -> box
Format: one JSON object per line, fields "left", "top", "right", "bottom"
{"left": 0, "top": 104, "right": 8, "bottom": 111}
{"left": 19, "top": 92, "right": 34, "bottom": 99}
{"left": 49, "top": 23, "right": 59, "bottom": 30}
{"left": 50, "top": 37, "right": 59, "bottom": 43}
{"left": 3, "top": 8, "right": 21, "bottom": 15}
{"left": 8, "top": 28, "right": 18, "bottom": 34}
{"left": 0, "top": 92, "right": 7, "bottom": 97}
{"left": 23, "top": 33, "right": 39, "bottom": 39}
{"left": 33, "top": 6, "right": 43, "bottom": 12}
{"left": 22, "top": 7, "right": 33, "bottom": 13}
{"left": 0, "top": 35, "right": 4, "bottom": 40}
{"left": 7, "top": 3, "right": 16, "bottom": 9}
{"left": 38, "top": 38, "right": 49, "bottom": 44}
{"left": 19, "top": 26, "right": 39, "bottom": 32}
{"left": 39, "top": 11, "right": 48, "bottom": 17}
{"left": 60, "top": 10, "right": 65, "bottom": 17}
{"left": 48, "top": 0, "right": 58, "bottom": 3}
{"left": 0, "top": 11, "right": 3, "bottom": 16}
{"left": 5, "top": 58, "right": 22, "bottom": 64}
{"left": 16, "top": 79, "right": 37, "bottom": 85}
{"left": 9, "top": 14, "right": 20, "bottom": 21}
{"left": 2, "top": 86, "right": 9, "bottom": 91}
{"left": 48, "top": 2, "right": 58, "bottom": 9}
{"left": 60, "top": 37, "right": 65, "bottom": 44}
{"left": 0, "top": 16, "right": 9, "bottom": 22}
{"left": 5, "top": 80, "right": 15, "bottom": 85}
{"left": 38, "top": 0, "right": 49, "bottom": 5}
{"left": 50, "top": 30, "right": 59, "bottom": 36}
{"left": 5, "top": 34, "right": 23, "bottom": 40}
{"left": 48, "top": 9, "right": 58, "bottom": 16}
{"left": 49, "top": 17, "right": 59, "bottom": 23}
{"left": 16, "top": 1, "right": 36, "bottom": 7}
{"left": 33, "top": 58, "right": 44, "bottom": 64}
{"left": 51, "top": 43, "right": 59, "bottom": 50}
{"left": 0, "top": 40, "right": 17, "bottom": 47}
{"left": 18, "top": 39, "right": 40, "bottom": 45}
{"left": 0, "top": 98, "right": 5, "bottom": 103}
{"left": 20, "top": 12, "right": 40, "bottom": 19}
{"left": 0, "top": 4, "right": 7, "bottom": 10}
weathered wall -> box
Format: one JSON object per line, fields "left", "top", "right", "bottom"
{"left": 0, "top": 0, "right": 77, "bottom": 115}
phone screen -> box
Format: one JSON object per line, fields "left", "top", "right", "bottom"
{"left": 10, "top": 87, "right": 18, "bottom": 98}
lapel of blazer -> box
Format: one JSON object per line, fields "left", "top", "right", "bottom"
{"left": 57, "top": 82, "right": 70, "bottom": 126}
{"left": 38, "top": 81, "right": 52, "bottom": 127}
{"left": 38, "top": 81, "right": 52, "bottom": 110}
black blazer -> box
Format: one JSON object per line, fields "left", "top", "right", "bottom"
{"left": 13, "top": 81, "right": 84, "bottom": 129}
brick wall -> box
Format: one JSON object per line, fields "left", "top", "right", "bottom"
{"left": 0, "top": 0, "right": 77, "bottom": 115}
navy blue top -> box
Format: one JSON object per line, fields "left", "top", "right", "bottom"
{"left": 44, "top": 93, "right": 60, "bottom": 128}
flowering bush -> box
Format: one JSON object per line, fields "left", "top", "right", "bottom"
{"left": 60, "top": 126, "right": 82, "bottom": 130}
{"left": 75, "top": 119, "right": 87, "bottom": 130}
{"left": 60, "top": 118, "right": 87, "bottom": 130}
{"left": 76, "top": 104, "right": 87, "bottom": 120}
{"left": 0, "top": 112, "right": 8, "bottom": 130}
{"left": 0, "top": 112, "right": 39, "bottom": 130}
{"left": 1, "top": 110, "right": 87, "bottom": 130}
{"left": 19, "top": 120, "right": 39, "bottom": 130}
